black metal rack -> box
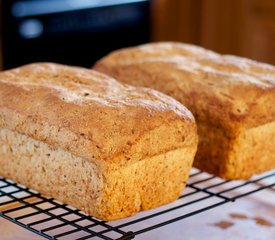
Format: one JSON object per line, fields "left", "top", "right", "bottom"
{"left": 1, "top": 168, "right": 274, "bottom": 240}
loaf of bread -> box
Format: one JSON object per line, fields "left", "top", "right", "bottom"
{"left": 0, "top": 63, "right": 198, "bottom": 220}
{"left": 94, "top": 42, "right": 275, "bottom": 179}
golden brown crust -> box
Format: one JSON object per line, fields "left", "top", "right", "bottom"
{"left": 0, "top": 63, "right": 197, "bottom": 167}
{"left": 94, "top": 42, "right": 275, "bottom": 131}
{"left": 94, "top": 42, "right": 275, "bottom": 179}
{"left": 0, "top": 62, "right": 199, "bottom": 220}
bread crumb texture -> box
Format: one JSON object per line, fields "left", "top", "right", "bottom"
{"left": 0, "top": 128, "right": 196, "bottom": 220}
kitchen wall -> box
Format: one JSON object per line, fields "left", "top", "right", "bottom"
{"left": 152, "top": 0, "right": 275, "bottom": 65}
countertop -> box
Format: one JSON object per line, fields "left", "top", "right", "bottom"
{"left": 1, "top": 189, "right": 275, "bottom": 240}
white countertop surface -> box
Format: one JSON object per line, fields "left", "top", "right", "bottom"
{"left": 1, "top": 171, "right": 274, "bottom": 240}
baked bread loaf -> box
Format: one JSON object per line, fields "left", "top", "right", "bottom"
{"left": 94, "top": 42, "right": 275, "bottom": 179}
{"left": 0, "top": 63, "right": 198, "bottom": 220}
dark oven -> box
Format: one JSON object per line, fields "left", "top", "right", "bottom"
{"left": 1, "top": 0, "right": 150, "bottom": 69}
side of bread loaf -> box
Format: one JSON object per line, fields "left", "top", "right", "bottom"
{"left": 94, "top": 42, "right": 275, "bottom": 179}
{"left": 0, "top": 63, "right": 198, "bottom": 220}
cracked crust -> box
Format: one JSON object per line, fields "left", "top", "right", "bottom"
{"left": 0, "top": 63, "right": 198, "bottom": 220}
{"left": 94, "top": 42, "right": 275, "bottom": 179}
{"left": 0, "top": 63, "right": 197, "bottom": 167}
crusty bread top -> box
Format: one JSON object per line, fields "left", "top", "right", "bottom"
{"left": 94, "top": 42, "right": 275, "bottom": 130}
{"left": 0, "top": 63, "right": 197, "bottom": 167}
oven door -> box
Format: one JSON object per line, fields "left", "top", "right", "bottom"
{"left": 1, "top": 0, "right": 150, "bottom": 69}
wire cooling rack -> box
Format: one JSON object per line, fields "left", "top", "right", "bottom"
{"left": 0, "top": 168, "right": 275, "bottom": 240}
